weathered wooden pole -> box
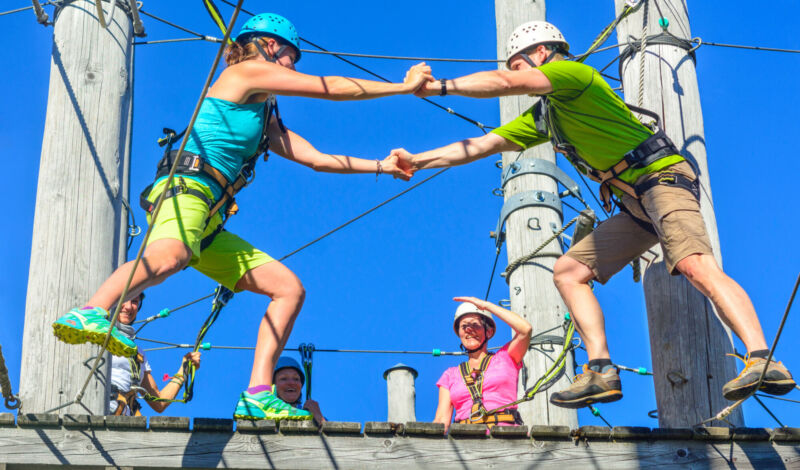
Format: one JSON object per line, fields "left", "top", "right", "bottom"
{"left": 19, "top": 0, "right": 134, "bottom": 414}
{"left": 494, "top": 0, "right": 578, "bottom": 427}
{"left": 383, "top": 364, "right": 418, "bottom": 423}
{"left": 614, "top": 0, "right": 743, "bottom": 427}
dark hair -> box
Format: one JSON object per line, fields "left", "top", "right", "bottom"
{"left": 133, "top": 292, "right": 145, "bottom": 311}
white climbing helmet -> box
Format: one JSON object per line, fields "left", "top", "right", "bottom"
{"left": 506, "top": 20, "right": 569, "bottom": 68}
{"left": 453, "top": 303, "right": 496, "bottom": 338}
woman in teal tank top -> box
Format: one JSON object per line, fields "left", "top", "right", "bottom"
{"left": 52, "top": 13, "right": 433, "bottom": 421}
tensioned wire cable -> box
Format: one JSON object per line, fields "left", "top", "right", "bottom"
{"left": 70, "top": 0, "right": 246, "bottom": 411}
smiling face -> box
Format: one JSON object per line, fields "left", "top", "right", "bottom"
{"left": 458, "top": 314, "right": 494, "bottom": 351}
{"left": 117, "top": 297, "right": 141, "bottom": 325}
{"left": 274, "top": 367, "right": 303, "bottom": 404}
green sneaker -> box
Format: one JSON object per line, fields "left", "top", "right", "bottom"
{"left": 233, "top": 389, "right": 312, "bottom": 421}
{"left": 52, "top": 307, "right": 137, "bottom": 358}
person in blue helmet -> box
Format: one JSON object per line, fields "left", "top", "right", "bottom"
{"left": 273, "top": 356, "right": 324, "bottom": 424}
{"left": 52, "top": 13, "right": 433, "bottom": 421}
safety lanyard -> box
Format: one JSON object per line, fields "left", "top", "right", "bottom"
{"left": 144, "top": 285, "right": 234, "bottom": 404}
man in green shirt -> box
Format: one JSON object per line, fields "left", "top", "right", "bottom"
{"left": 392, "top": 21, "right": 794, "bottom": 408}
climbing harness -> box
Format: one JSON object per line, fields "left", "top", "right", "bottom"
{"left": 139, "top": 93, "right": 284, "bottom": 251}
{"left": 299, "top": 343, "right": 314, "bottom": 400}
{"left": 139, "top": 23, "right": 290, "bottom": 251}
{"left": 0, "top": 344, "right": 20, "bottom": 410}
{"left": 470, "top": 317, "right": 576, "bottom": 421}
{"left": 533, "top": 92, "right": 694, "bottom": 212}
{"left": 456, "top": 352, "right": 522, "bottom": 427}
{"left": 110, "top": 352, "right": 146, "bottom": 416}
{"left": 143, "top": 284, "right": 234, "bottom": 404}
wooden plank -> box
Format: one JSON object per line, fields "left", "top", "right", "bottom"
{"left": 613, "top": 0, "right": 743, "bottom": 428}
{"left": 0, "top": 427, "right": 797, "bottom": 469}
{"left": 494, "top": 0, "right": 578, "bottom": 429}
{"left": 20, "top": 0, "right": 133, "bottom": 415}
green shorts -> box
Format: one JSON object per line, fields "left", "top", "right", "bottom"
{"left": 145, "top": 177, "right": 274, "bottom": 291}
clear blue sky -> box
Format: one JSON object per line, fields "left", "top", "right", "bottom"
{"left": 1, "top": 0, "right": 798, "bottom": 428}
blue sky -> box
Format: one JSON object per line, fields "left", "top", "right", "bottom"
{"left": 1, "top": 0, "right": 798, "bottom": 428}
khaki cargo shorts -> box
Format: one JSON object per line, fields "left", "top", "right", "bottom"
{"left": 565, "top": 161, "right": 713, "bottom": 284}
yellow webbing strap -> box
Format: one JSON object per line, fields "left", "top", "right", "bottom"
{"left": 577, "top": 2, "right": 641, "bottom": 64}
{"left": 202, "top": 0, "right": 232, "bottom": 45}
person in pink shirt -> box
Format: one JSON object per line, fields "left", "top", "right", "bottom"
{"left": 434, "top": 297, "right": 532, "bottom": 432}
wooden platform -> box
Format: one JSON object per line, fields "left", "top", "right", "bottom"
{"left": 0, "top": 413, "right": 798, "bottom": 469}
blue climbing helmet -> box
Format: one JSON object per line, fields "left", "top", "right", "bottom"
{"left": 274, "top": 356, "right": 305, "bottom": 385}
{"left": 235, "top": 13, "right": 301, "bottom": 63}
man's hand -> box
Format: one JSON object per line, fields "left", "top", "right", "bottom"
{"left": 403, "top": 62, "right": 434, "bottom": 93}
{"left": 381, "top": 153, "right": 414, "bottom": 181}
{"left": 181, "top": 352, "right": 202, "bottom": 370}
{"left": 413, "top": 79, "right": 440, "bottom": 98}
{"left": 390, "top": 148, "right": 417, "bottom": 175}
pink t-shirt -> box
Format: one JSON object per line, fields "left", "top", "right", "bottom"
{"left": 436, "top": 342, "right": 523, "bottom": 423}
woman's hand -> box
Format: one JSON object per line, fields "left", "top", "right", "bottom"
{"left": 381, "top": 154, "right": 415, "bottom": 181}
{"left": 453, "top": 296, "right": 492, "bottom": 312}
{"left": 403, "top": 62, "right": 434, "bottom": 93}
{"left": 181, "top": 352, "right": 202, "bottom": 370}
{"left": 303, "top": 399, "right": 325, "bottom": 424}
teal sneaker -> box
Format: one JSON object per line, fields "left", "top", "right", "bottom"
{"left": 52, "top": 307, "right": 137, "bottom": 358}
{"left": 233, "top": 389, "right": 312, "bottom": 421}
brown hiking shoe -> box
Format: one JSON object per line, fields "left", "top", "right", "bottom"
{"left": 549, "top": 364, "right": 623, "bottom": 409}
{"left": 722, "top": 354, "right": 795, "bottom": 401}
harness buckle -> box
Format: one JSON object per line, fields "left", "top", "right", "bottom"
{"left": 658, "top": 174, "right": 677, "bottom": 185}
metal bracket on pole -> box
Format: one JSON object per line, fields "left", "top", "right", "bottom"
{"left": 501, "top": 158, "right": 583, "bottom": 202}
{"left": 493, "top": 190, "right": 562, "bottom": 249}
{"left": 129, "top": 0, "right": 146, "bottom": 37}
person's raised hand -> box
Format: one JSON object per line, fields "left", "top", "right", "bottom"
{"left": 403, "top": 62, "right": 434, "bottom": 93}
{"left": 182, "top": 351, "right": 202, "bottom": 370}
{"left": 453, "top": 296, "right": 491, "bottom": 312}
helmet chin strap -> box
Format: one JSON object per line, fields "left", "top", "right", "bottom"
{"left": 252, "top": 37, "right": 289, "bottom": 63}
{"left": 520, "top": 47, "right": 560, "bottom": 68}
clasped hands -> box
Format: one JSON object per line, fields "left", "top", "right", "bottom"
{"left": 377, "top": 63, "right": 442, "bottom": 181}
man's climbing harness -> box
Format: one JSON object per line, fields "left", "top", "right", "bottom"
{"left": 0, "top": 344, "right": 21, "bottom": 410}
{"left": 144, "top": 285, "right": 233, "bottom": 405}
{"left": 299, "top": 343, "right": 314, "bottom": 400}
{"left": 467, "top": 316, "right": 576, "bottom": 423}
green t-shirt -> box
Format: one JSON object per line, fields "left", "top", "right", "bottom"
{"left": 492, "top": 60, "right": 683, "bottom": 184}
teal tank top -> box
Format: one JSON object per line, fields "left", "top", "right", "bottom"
{"left": 162, "top": 97, "right": 266, "bottom": 201}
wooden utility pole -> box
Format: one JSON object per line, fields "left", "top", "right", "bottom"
{"left": 614, "top": 0, "right": 743, "bottom": 427}
{"left": 19, "top": 0, "right": 134, "bottom": 414}
{"left": 494, "top": 1, "right": 578, "bottom": 427}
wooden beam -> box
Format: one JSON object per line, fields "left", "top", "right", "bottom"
{"left": 613, "top": 0, "right": 742, "bottom": 427}
{"left": 494, "top": 0, "right": 578, "bottom": 428}
{"left": 20, "top": 0, "right": 133, "bottom": 414}
{"left": 0, "top": 415, "right": 796, "bottom": 469}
